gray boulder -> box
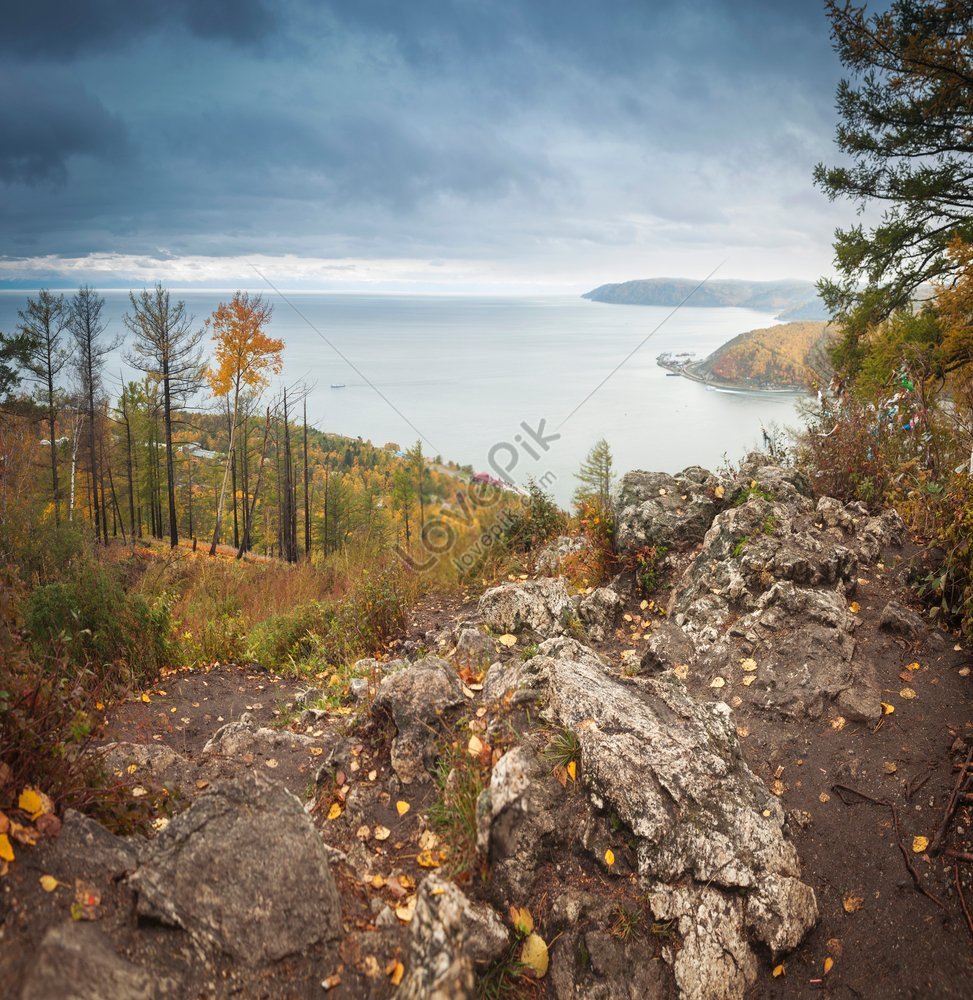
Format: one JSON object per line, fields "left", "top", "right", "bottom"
{"left": 20, "top": 923, "right": 168, "bottom": 1000}
{"left": 129, "top": 772, "right": 341, "bottom": 964}
{"left": 372, "top": 656, "right": 465, "bottom": 783}
{"left": 578, "top": 587, "right": 624, "bottom": 642}
{"left": 879, "top": 599, "right": 926, "bottom": 639}
{"left": 615, "top": 466, "right": 727, "bottom": 556}
{"left": 452, "top": 627, "right": 498, "bottom": 672}
{"left": 201, "top": 712, "right": 314, "bottom": 756}
{"left": 399, "top": 876, "right": 509, "bottom": 1000}
{"left": 546, "top": 656, "right": 817, "bottom": 993}
{"left": 54, "top": 809, "right": 139, "bottom": 877}
{"left": 476, "top": 578, "right": 572, "bottom": 637}
{"left": 477, "top": 745, "right": 560, "bottom": 900}
{"left": 649, "top": 884, "right": 757, "bottom": 1000}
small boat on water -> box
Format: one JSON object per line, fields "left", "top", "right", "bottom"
{"left": 330, "top": 383, "right": 347, "bottom": 388}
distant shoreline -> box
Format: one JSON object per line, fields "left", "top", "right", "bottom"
{"left": 655, "top": 355, "right": 808, "bottom": 395}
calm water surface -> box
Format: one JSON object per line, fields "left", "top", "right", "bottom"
{"left": 0, "top": 292, "right": 804, "bottom": 504}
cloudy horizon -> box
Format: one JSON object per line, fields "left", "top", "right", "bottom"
{"left": 2, "top": 0, "right": 850, "bottom": 293}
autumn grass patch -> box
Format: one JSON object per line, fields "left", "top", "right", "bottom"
{"left": 428, "top": 750, "right": 489, "bottom": 882}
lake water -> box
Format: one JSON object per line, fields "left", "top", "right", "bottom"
{"left": 0, "top": 291, "right": 804, "bottom": 504}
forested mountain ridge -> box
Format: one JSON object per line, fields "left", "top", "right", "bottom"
{"left": 583, "top": 277, "right": 829, "bottom": 320}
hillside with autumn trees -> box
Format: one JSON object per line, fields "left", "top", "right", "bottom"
{"left": 0, "top": 284, "right": 548, "bottom": 712}
{"left": 690, "top": 320, "right": 834, "bottom": 390}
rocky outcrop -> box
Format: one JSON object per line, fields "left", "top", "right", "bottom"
{"left": 100, "top": 743, "right": 192, "bottom": 788}
{"left": 545, "top": 655, "right": 817, "bottom": 997}
{"left": 372, "top": 656, "right": 465, "bottom": 783}
{"left": 664, "top": 482, "right": 904, "bottom": 721}
{"left": 399, "top": 876, "right": 509, "bottom": 1000}
{"left": 130, "top": 773, "right": 341, "bottom": 964}
{"left": 615, "top": 467, "right": 726, "bottom": 555}
{"left": 476, "top": 577, "right": 572, "bottom": 637}
{"left": 578, "top": 586, "right": 624, "bottom": 642}
{"left": 202, "top": 712, "right": 315, "bottom": 756}
{"left": 547, "top": 890, "right": 674, "bottom": 999}
{"left": 477, "top": 745, "right": 560, "bottom": 901}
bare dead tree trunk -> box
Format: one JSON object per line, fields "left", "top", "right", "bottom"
{"left": 303, "top": 398, "right": 310, "bottom": 559}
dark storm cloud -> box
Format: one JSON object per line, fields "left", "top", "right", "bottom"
{"left": 0, "top": 68, "right": 128, "bottom": 185}
{"left": 0, "top": 0, "right": 275, "bottom": 57}
{"left": 0, "top": 0, "right": 849, "bottom": 284}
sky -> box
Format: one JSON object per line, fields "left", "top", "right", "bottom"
{"left": 0, "top": 0, "right": 851, "bottom": 293}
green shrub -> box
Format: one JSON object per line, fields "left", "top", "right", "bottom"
{"left": 245, "top": 601, "right": 333, "bottom": 667}
{"left": 0, "top": 520, "right": 86, "bottom": 586}
{"left": 180, "top": 611, "right": 249, "bottom": 667}
{"left": 23, "top": 556, "right": 170, "bottom": 685}
{"left": 502, "top": 479, "right": 566, "bottom": 552}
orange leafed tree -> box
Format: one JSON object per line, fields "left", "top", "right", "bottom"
{"left": 206, "top": 292, "right": 283, "bottom": 555}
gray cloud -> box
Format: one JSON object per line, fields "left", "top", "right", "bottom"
{"left": 0, "top": 0, "right": 849, "bottom": 285}
{"left": 0, "top": 0, "right": 275, "bottom": 57}
{"left": 0, "top": 68, "right": 128, "bottom": 185}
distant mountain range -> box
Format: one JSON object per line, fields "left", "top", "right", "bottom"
{"left": 582, "top": 277, "right": 830, "bottom": 321}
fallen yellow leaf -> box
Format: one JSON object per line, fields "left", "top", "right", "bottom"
{"left": 310, "top": 747, "right": 324, "bottom": 757}
{"left": 395, "top": 896, "right": 417, "bottom": 922}
{"left": 509, "top": 905, "right": 534, "bottom": 935}
{"left": 520, "top": 932, "right": 549, "bottom": 978}
{"left": 374, "top": 825, "right": 391, "bottom": 841}
{"left": 842, "top": 894, "right": 863, "bottom": 913}
{"left": 416, "top": 849, "right": 441, "bottom": 869}
{"left": 771, "top": 779, "right": 786, "bottom": 796}
{"left": 498, "top": 634, "right": 518, "bottom": 647}
{"left": 831, "top": 716, "right": 847, "bottom": 731}
{"left": 18, "top": 787, "right": 50, "bottom": 819}
{"left": 772, "top": 964, "right": 785, "bottom": 978}
{"left": 566, "top": 761, "right": 577, "bottom": 781}
{"left": 39, "top": 874, "right": 59, "bottom": 892}
{"left": 370, "top": 874, "right": 385, "bottom": 889}
{"left": 468, "top": 735, "right": 484, "bottom": 756}
{"left": 604, "top": 848, "right": 615, "bottom": 867}
{"left": 906, "top": 661, "right": 921, "bottom": 671}
{"left": 0, "top": 834, "right": 14, "bottom": 863}
{"left": 849, "top": 602, "right": 860, "bottom": 614}
{"left": 709, "top": 676, "right": 725, "bottom": 689}
{"left": 824, "top": 956, "right": 834, "bottom": 975}
{"left": 327, "top": 803, "right": 343, "bottom": 821}
{"left": 141, "top": 693, "right": 151, "bottom": 703}
{"left": 396, "top": 800, "right": 410, "bottom": 817}
{"left": 819, "top": 792, "right": 831, "bottom": 803}
{"left": 881, "top": 702, "right": 895, "bottom": 715}
{"left": 899, "top": 687, "right": 917, "bottom": 700}
{"left": 741, "top": 675, "right": 756, "bottom": 687}
{"left": 387, "top": 960, "right": 405, "bottom": 986}
{"left": 912, "top": 835, "right": 929, "bottom": 854}
{"left": 714, "top": 484, "right": 725, "bottom": 499}
{"left": 740, "top": 658, "right": 758, "bottom": 672}
{"left": 883, "top": 761, "right": 898, "bottom": 774}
